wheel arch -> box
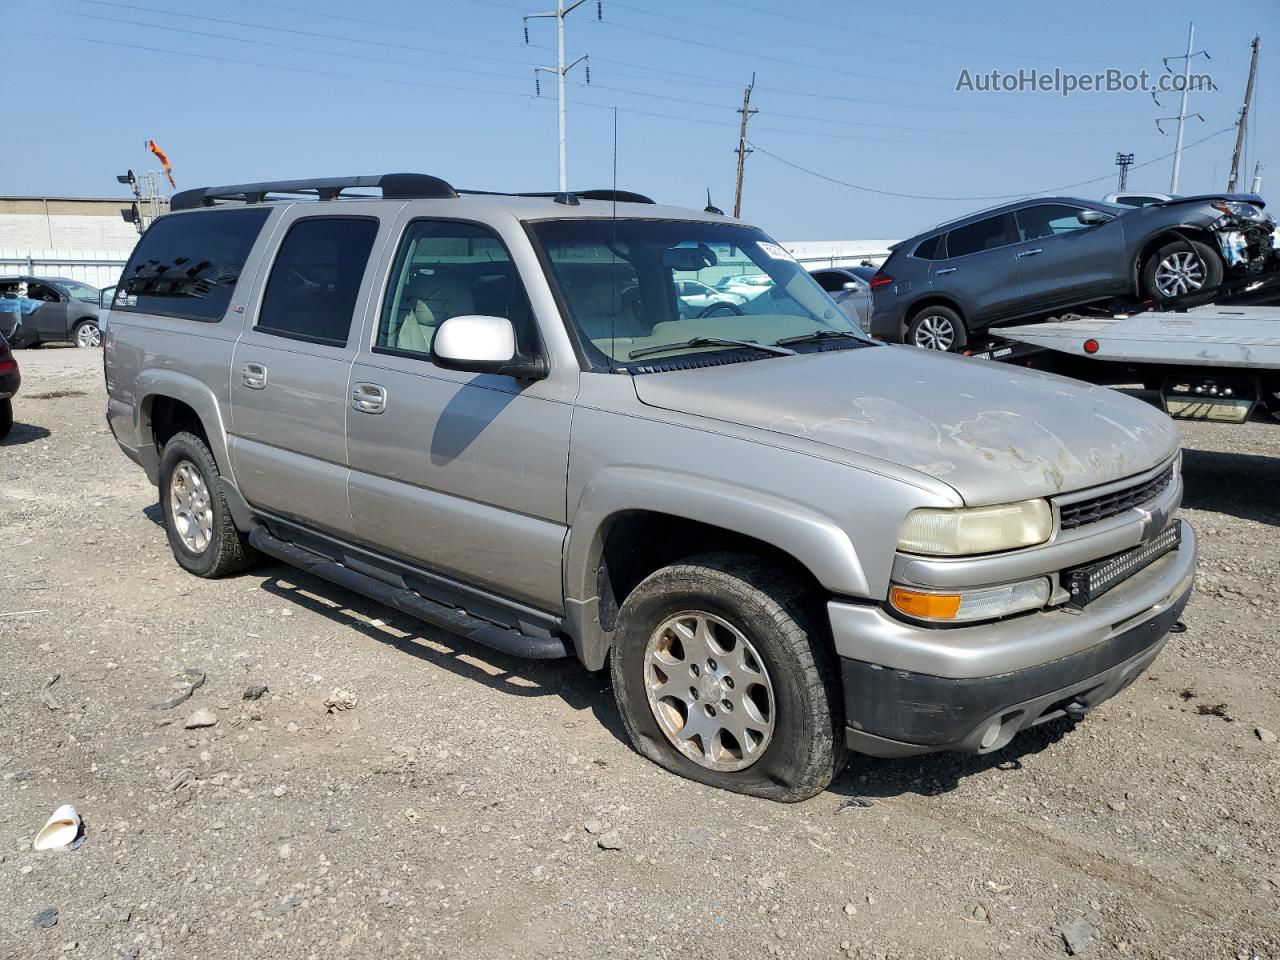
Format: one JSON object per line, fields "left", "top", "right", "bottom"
{"left": 1133, "top": 227, "right": 1219, "bottom": 294}
{"left": 135, "top": 370, "right": 234, "bottom": 486}
{"left": 563, "top": 469, "right": 869, "bottom": 670}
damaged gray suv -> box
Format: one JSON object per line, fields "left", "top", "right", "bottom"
{"left": 104, "top": 174, "right": 1196, "bottom": 801}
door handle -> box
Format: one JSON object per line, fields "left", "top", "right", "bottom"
{"left": 935, "top": 267, "right": 957, "bottom": 275}
{"left": 241, "top": 362, "right": 267, "bottom": 389}
{"left": 351, "top": 382, "right": 387, "bottom": 415}
{"left": 1016, "top": 248, "right": 1043, "bottom": 258}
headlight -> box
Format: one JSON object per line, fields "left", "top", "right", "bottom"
{"left": 1211, "top": 201, "right": 1264, "bottom": 220}
{"left": 898, "top": 500, "right": 1052, "bottom": 556}
{"left": 890, "top": 578, "right": 1051, "bottom": 623}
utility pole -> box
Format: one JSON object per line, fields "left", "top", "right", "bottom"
{"left": 525, "top": 0, "right": 599, "bottom": 192}
{"left": 732, "top": 73, "right": 757, "bottom": 219}
{"left": 1250, "top": 161, "right": 1264, "bottom": 194}
{"left": 1226, "top": 34, "right": 1260, "bottom": 193}
{"left": 1115, "top": 152, "right": 1134, "bottom": 191}
{"left": 1155, "top": 22, "right": 1210, "bottom": 193}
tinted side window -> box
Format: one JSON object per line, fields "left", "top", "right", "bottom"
{"left": 1017, "top": 204, "right": 1090, "bottom": 241}
{"left": 912, "top": 235, "right": 944, "bottom": 260}
{"left": 376, "top": 220, "right": 534, "bottom": 358}
{"left": 117, "top": 208, "right": 270, "bottom": 321}
{"left": 256, "top": 217, "right": 379, "bottom": 346}
{"left": 945, "top": 216, "right": 1010, "bottom": 258}
{"left": 811, "top": 271, "right": 842, "bottom": 293}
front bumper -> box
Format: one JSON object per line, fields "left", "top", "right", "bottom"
{"left": 832, "top": 519, "right": 1196, "bottom": 757}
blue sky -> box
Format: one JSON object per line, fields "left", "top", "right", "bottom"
{"left": 3, "top": 0, "right": 1275, "bottom": 238}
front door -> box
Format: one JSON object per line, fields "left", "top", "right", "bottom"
{"left": 345, "top": 216, "right": 575, "bottom": 613}
{"left": 229, "top": 209, "right": 386, "bottom": 538}
{"left": 1012, "top": 203, "right": 1126, "bottom": 308}
{"left": 24, "top": 282, "right": 70, "bottom": 340}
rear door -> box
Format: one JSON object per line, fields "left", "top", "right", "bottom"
{"left": 344, "top": 214, "right": 574, "bottom": 613}
{"left": 228, "top": 207, "right": 388, "bottom": 537}
{"left": 927, "top": 214, "right": 1023, "bottom": 323}
{"left": 1012, "top": 202, "right": 1126, "bottom": 308}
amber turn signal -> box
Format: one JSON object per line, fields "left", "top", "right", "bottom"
{"left": 889, "top": 587, "right": 962, "bottom": 620}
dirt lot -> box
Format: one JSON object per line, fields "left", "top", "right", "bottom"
{"left": 2, "top": 346, "right": 1278, "bottom": 960}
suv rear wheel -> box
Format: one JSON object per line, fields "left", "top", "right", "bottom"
{"left": 158, "top": 431, "right": 259, "bottom": 578}
{"left": 609, "top": 552, "right": 846, "bottom": 802}
{"left": 906, "top": 305, "right": 967, "bottom": 351}
{"left": 0, "top": 398, "right": 11, "bottom": 441}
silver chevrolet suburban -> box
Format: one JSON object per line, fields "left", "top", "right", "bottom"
{"left": 103, "top": 174, "right": 1196, "bottom": 802}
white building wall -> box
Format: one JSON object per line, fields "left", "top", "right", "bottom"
{"left": 780, "top": 240, "right": 902, "bottom": 268}
{"left": 0, "top": 249, "right": 131, "bottom": 287}
{"left": 0, "top": 212, "right": 141, "bottom": 250}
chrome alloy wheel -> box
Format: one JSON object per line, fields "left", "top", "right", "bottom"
{"left": 169, "top": 461, "right": 213, "bottom": 552}
{"left": 912, "top": 313, "right": 956, "bottom": 350}
{"left": 1153, "top": 250, "right": 1206, "bottom": 298}
{"left": 75, "top": 322, "right": 101, "bottom": 348}
{"left": 643, "top": 611, "right": 776, "bottom": 772}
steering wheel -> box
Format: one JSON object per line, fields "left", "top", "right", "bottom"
{"left": 697, "top": 301, "right": 744, "bottom": 318}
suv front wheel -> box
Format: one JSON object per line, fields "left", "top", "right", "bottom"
{"left": 158, "top": 431, "right": 259, "bottom": 578}
{"left": 610, "top": 553, "right": 846, "bottom": 802}
{"left": 906, "top": 305, "right": 967, "bottom": 351}
{"left": 1142, "top": 239, "right": 1223, "bottom": 302}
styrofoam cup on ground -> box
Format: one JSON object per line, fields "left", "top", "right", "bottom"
{"left": 33, "top": 804, "right": 81, "bottom": 851}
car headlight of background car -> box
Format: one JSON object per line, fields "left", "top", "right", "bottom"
{"left": 897, "top": 499, "right": 1053, "bottom": 556}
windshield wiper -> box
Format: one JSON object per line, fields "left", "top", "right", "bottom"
{"left": 774, "top": 329, "right": 866, "bottom": 347}
{"left": 628, "top": 337, "right": 796, "bottom": 360}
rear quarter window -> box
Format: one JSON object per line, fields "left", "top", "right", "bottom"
{"left": 115, "top": 208, "right": 271, "bottom": 321}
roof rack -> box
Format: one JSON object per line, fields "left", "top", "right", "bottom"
{"left": 457, "top": 188, "right": 656, "bottom": 205}
{"left": 170, "top": 173, "right": 458, "bottom": 211}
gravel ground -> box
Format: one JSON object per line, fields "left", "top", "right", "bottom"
{"left": 2, "top": 347, "right": 1278, "bottom": 960}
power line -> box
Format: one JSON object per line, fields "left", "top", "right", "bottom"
{"left": 18, "top": 1, "right": 533, "bottom": 83}
{"left": 610, "top": 0, "right": 1120, "bottom": 66}
{"left": 745, "top": 126, "right": 1237, "bottom": 202}
{"left": 21, "top": 2, "right": 1115, "bottom": 143}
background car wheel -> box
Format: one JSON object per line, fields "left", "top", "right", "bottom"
{"left": 906, "top": 306, "right": 967, "bottom": 352}
{"left": 609, "top": 552, "right": 846, "bottom": 802}
{"left": 73, "top": 320, "right": 101, "bottom": 348}
{"left": 0, "top": 398, "right": 11, "bottom": 441}
{"left": 1142, "top": 240, "right": 1223, "bottom": 302}
{"left": 158, "top": 431, "right": 259, "bottom": 578}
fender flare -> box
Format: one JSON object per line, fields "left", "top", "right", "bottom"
{"left": 563, "top": 467, "right": 870, "bottom": 670}
{"left": 135, "top": 369, "right": 234, "bottom": 486}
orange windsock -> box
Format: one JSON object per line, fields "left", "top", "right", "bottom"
{"left": 147, "top": 140, "right": 176, "bottom": 188}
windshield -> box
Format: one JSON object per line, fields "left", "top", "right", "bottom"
{"left": 61, "top": 281, "right": 100, "bottom": 302}
{"left": 530, "top": 219, "right": 866, "bottom": 368}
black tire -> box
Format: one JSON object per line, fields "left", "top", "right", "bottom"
{"left": 609, "top": 552, "right": 846, "bottom": 802}
{"left": 906, "top": 305, "right": 968, "bottom": 352}
{"left": 1262, "top": 379, "right": 1280, "bottom": 421}
{"left": 1141, "top": 239, "right": 1224, "bottom": 303}
{"left": 158, "top": 431, "right": 259, "bottom": 578}
{"left": 0, "top": 398, "right": 11, "bottom": 441}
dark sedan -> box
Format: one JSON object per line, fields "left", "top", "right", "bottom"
{"left": 0, "top": 332, "right": 20, "bottom": 440}
{"left": 0, "top": 275, "right": 103, "bottom": 348}
{"left": 869, "top": 194, "right": 1276, "bottom": 350}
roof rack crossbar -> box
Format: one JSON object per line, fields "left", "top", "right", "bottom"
{"left": 170, "top": 173, "right": 458, "bottom": 211}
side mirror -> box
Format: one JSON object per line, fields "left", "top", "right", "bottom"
{"left": 431, "top": 315, "right": 547, "bottom": 380}
{"left": 1077, "top": 209, "right": 1108, "bottom": 226}
{"left": 841, "top": 280, "right": 860, "bottom": 291}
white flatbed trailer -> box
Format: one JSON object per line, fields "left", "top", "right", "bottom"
{"left": 998, "top": 304, "right": 1280, "bottom": 423}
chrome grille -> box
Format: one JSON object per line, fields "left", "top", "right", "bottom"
{"left": 1058, "top": 464, "right": 1174, "bottom": 531}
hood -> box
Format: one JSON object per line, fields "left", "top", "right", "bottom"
{"left": 1150, "top": 192, "right": 1265, "bottom": 210}
{"left": 632, "top": 348, "right": 1179, "bottom": 505}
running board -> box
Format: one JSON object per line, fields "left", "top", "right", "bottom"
{"left": 247, "top": 527, "right": 572, "bottom": 660}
